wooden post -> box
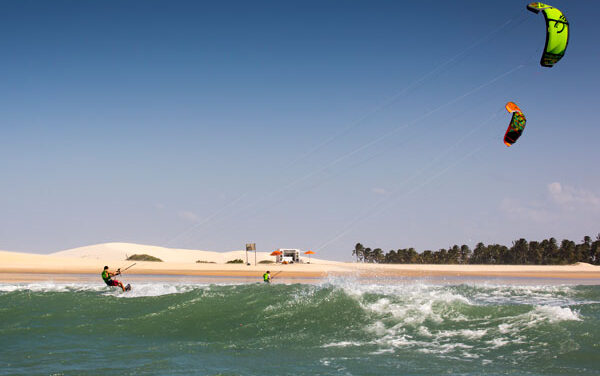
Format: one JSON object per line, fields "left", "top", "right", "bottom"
{"left": 246, "top": 243, "right": 256, "bottom": 266}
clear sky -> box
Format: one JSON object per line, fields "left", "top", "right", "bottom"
{"left": 1, "top": 0, "right": 598, "bottom": 259}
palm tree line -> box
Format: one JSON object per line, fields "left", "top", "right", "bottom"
{"left": 352, "top": 234, "right": 600, "bottom": 265}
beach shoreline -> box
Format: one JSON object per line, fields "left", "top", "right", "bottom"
{"left": 2, "top": 265, "right": 600, "bottom": 282}
{"left": 2, "top": 244, "right": 599, "bottom": 282}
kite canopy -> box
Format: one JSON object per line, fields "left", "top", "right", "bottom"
{"left": 504, "top": 102, "right": 526, "bottom": 147}
{"left": 527, "top": 2, "right": 569, "bottom": 67}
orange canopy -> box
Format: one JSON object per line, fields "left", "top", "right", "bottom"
{"left": 304, "top": 251, "right": 315, "bottom": 255}
{"left": 505, "top": 101, "right": 522, "bottom": 114}
{"left": 270, "top": 251, "right": 282, "bottom": 256}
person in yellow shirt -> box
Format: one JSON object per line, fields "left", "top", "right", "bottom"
{"left": 263, "top": 271, "right": 271, "bottom": 283}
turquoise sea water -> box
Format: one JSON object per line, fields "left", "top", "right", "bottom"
{"left": 1, "top": 276, "right": 599, "bottom": 375}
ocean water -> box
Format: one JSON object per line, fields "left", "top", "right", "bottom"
{"left": 1, "top": 276, "right": 599, "bottom": 376}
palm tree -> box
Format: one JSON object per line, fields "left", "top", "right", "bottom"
{"left": 579, "top": 236, "right": 592, "bottom": 263}
{"left": 447, "top": 245, "right": 460, "bottom": 264}
{"left": 363, "top": 247, "right": 373, "bottom": 263}
{"left": 489, "top": 244, "right": 507, "bottom": 264}
{"left": 406, "top": 248, "right": 419, "bottom": 264}
{"left": 459, "top": 245, "right": 471, "bottom": 264}
{"left": 542, "top": 237, "right": 559, "bottom": 264}
{"left": 470, "top": 242, "right": 487, "bottom": 264}
{"left": 592, "top": 236, "right": 600, "bottom": 265}
{"left": 511, "top": 238, "right": 529, "bottom": 264}
{"left": 352, "top": 243, "right": 365, "bottom": 262}
{"left": 372, "top": 248, "right": 384, "bottom": 263}
{"left": 528, "top": 241, "right": 542, "bottom": 264}
{"left": 559, "top": 239, "right": 577, "bottom": 264}
{"left": 385, "top": 250, "right": 397, "bottom": 263}
{"left": 421, "top": 250, "right": 434, "bottom": 264}
{"left": 436, "top": 248, "right": 448, "bottom": 264}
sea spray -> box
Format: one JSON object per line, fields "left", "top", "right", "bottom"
{"left": 1, "top": 278, "right": 599, "bottom": 375}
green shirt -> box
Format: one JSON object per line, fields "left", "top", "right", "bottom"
{"left": 102, "top": 270, "right": 112, "bottom": 284}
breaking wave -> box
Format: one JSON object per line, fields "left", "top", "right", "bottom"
{"left": 1, "top": 277, "right": 598, "bottom": 375}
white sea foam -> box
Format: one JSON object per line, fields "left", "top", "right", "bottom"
{"left": 313, "top": 277, "right": 589, "bottom": 360}
{"left": 418, "top": 342, "right": 473, "bottom": 354}
{"left": 436, "top": 329, "right": 488, "bottom": 340}
{"left": 0, "top": 282, "right": 218, "bottom": 297}
{"left": 498, "top": 323, "right": 515, "bottom": 334}
{"left": 468, "top": 284, "right": 579, "bottom": 306}
{"left": 321, "top": 341, "right": 364, "bottom": 348}
{"left": 366, "top": 321, "right": 388, "bottom": 336}
{"left": 417, "top": 326, "right": 433, "bottom": 337}
{"left": 486, "top": 337, "right": 511, "bottom": 349}
{"left": 531, "top": 305, "right": 581, "bottom": 323}
{"left": 494, "top": 304, "right": 581, "bottom": 335}
{"left": 369, "top": 347, "right": 395, "bottom": 355}
{"left": 323, "top": 279, "right": 474, "bottom": 331}
{"left": 0, "top": 282, "right": 107, "bottom": 293}
{"left": 112, "top": 283, "right": 196, "bottom": 298}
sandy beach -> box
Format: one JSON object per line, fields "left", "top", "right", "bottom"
{"left": 1, "top": 242, "right": 599, "bottom": 281}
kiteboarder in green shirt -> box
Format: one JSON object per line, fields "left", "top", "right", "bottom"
{"left": 263, "top": 271, "right": 271, "bottom": 283}
{"left": 102, "top": 266, "right": 126, "bottom": 291}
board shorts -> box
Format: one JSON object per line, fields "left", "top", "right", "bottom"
{"left": 107, "top": 279, "right": 120, "bottom": 286}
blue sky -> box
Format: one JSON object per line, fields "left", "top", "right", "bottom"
{"left": 1, "top": 1, "right": 598, "bottom": 259}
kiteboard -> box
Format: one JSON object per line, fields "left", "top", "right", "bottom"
{"left": 125, "top": 284, "right": 131, "bottom": 292}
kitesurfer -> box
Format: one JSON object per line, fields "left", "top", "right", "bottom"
{"left": 102, "top": 266, "right": 126, "bottom": 291}
{"left": 263, "top": 271, "right": 271, "bottom": 283}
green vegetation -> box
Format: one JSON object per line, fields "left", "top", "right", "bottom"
{"left": 196, "top": 260, "right": 216, "bottom": 264}
{"left": 226, "top": 259, "right": 244, "bottom": 264}
{"left": 352, "top": 234, "right": 600, "bottom": 265}
{"left": 126, "top": 254, "right": 163, "bottom": 262}
{"left": 258, "top": 260, "right": 274, "bottom": 264}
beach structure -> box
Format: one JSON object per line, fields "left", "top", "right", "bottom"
{"left": 274, "top": 249, "right": 301, "bottom": 264}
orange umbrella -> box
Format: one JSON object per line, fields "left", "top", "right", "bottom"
{"left": 270, "top": 250, "right": 282, "bottom": 256}
{"left": 304, "top": 250, "right": 315, "bottom": 263}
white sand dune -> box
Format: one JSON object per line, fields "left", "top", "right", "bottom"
{"left": 0, "top": 242, "right": 344, "bottom": 277}
{"left": 50, "top": 242, "right": 336, "bottom": 265}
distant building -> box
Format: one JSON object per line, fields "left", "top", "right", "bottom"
{"left": 275, "top": 249, "right": 300, "bottom": 263}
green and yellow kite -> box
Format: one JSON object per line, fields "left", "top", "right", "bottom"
{"left": 527, "top": 2, "right": 569, "bottom": 68}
